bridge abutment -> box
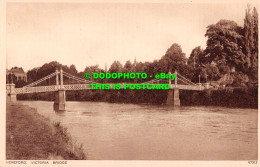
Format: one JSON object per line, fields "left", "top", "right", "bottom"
{"left": 54, "top": 88, "right": 66, "bottom": 111}
{"left": 166, "top": 89, "right": 180, "bottom": 106}
{"left": 6, "top": 83, "right": 17, "bottom": 102}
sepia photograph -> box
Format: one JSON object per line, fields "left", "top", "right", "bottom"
{"left": 2, "top": 0, "right": 259, "bottom": 166}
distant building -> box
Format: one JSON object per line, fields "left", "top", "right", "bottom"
{"left": 6, "top": 67, "right": 27, "bottom": 82}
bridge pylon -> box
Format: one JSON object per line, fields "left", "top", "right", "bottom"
{"left": 53, "top": 68, "right": 66, "bottom": 111}
{"left": 166, "top": 70, "right": 180, "bottom": 106}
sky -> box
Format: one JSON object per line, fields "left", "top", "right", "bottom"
{"left": 6, "top": 2, "right": 254, "bottom": 72}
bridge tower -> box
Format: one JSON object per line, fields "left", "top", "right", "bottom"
{"left": 166, "top": 71, "right": 180, "bottom": 106}
{"left": 53, "top": 68, "right": 66, "bottom": 111}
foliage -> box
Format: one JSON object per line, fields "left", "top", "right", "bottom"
{"left": 160, "top": 43, "right": 187, "bottom": 72}
{"left": 193, "top": 5, "right": 259, "bottom": 85}
{"left": 109, "top": 61, "right": 123, "bottom": 73}
{"left": 6, "top": 74, "right": 27, "bottom": 88}
{"left": 204, "top": 20, "right": 245, "bottom": 71}
{"left": 205, "top": 64, "right": 221, "bottom": 81}
{"left": 187, "top": 46, "right": 204, "bottom": 68}
{"left": 244, "top": 6, "right": 258, "bottom": 81}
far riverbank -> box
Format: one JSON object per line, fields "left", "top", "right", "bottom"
{"left": 17, "top": 87, "right": 258, "bottom": 109}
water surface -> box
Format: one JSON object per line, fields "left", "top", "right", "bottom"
{"left": 19, "top": 101, "right": 257, "bottom": 160}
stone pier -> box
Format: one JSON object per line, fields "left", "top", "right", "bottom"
{"left": 53, "top": 68, "right": 66, "bottom": 111}
{"left": 166, "top": 89, "right": 180, "bottom": 106}
{"left": 53, "top": 88, "right": 66, "bottom": 111}
{"left": 166, "top": 70, "right": 180, "bottom": 106}
{"left": 173, "top": 88, "right": 180, "bottom": 106}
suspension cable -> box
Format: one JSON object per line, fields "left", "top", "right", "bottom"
{"left": 25, "top": 72, "right": 56, "bottom": 87}
{"left": 63, "top": 72, "right": 99, "bottom": 84}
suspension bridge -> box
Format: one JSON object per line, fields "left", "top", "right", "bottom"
{"left": 6, "top": 68, "right": 210, "bottom": 111}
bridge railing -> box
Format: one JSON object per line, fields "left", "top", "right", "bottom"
{"left": 14, "top": 83, "right": 209, "bottom": 94}
{"left": 63, "top": 84, "right": 92, "bottom": 90}
{"left": 14, "top": 85, "right": 57, "bottom": 94}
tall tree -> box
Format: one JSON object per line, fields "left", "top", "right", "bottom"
{"left": 123, "top": 60, "right": 134, "bottom": 73}
{"left": 160, "top": 43, "right": 187, "bottom": 72}
{"left": 108, "top": 61, "right": 123, "bottom": 82}
{"left": 109, "top": 61, "right": 123, "bottom": 73}
{"left": 69, "top": 64, "right": 78, "bottom": 75}
{"left": 188, "top": 46, "right": 204, "bottom": 68}
{"left": 204, "top": 20, "right": 245, "bottom": 72}
{"left": 244, "top": 5, "right": 258, "bottom": 81}
{"left": 123, "top": 60, "right": 135, "bottom": 82}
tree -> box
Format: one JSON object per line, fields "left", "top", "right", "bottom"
{"left": 69, "top": 64, "right": 78, "bottom": 75}
{"left": 84, "top": 65, "right": 102, "bottom": 81}
{"left": 205, "top": 64, "right": 221, "bottom": 81}
{"left": 84, "top": 65, "right": 101, "bottom": 74}
{"left": 160, "top": 43, "right": 187, "bottom": 72}
{"left": 27, "top": 68, "right": 38, "bottom": 83}
{"left": 204, "top": 20, "right": 246, "bottom": 72}
{"left": 244, "top": 5, "right": 258, "bottom": 81}
{"left": 218, "top": 64, "right": 230, "bottom": 75}
{"left": 135, "top": 62, "right": 145, "bottom": 73}
{"left": 26, "top": 61, "right": 63, "bottom": 85}
{"left": 188, "top": 46, "right": 204, "bottom": 68}
{"left": 135, "top": 62, "right": 147, "bottom": 83}
{"left": 109, "top": 61, "right": 123, "bottom": 73}
{"left": 192, "top": 67, "right": 207, "bottom": 83}
{"left": 108, "top": 61, "right": 123, "bottom": 82}
{"left": 123, "top": 60, "right": 135, "bottom": 82}
{"left": 123, "top": 60, "right": 134, "bottom": 73}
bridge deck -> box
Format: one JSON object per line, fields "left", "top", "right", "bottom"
{"left": 13, "top": 83, "right": 207, "bottom": 94}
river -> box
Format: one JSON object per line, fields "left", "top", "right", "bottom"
{"left": 18, "top": 101, "right": 257, "bottom": 160}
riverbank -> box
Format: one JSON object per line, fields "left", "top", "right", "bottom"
{"left": 180, "top": 87, "right": 258, "bottom": 108}
{"left": 6, "top": 102, "right": 86, "bottom": 160}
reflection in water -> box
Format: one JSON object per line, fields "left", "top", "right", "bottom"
{"left": 19, "top": 101, "right": 257, "bottom": 160}
{"left": 54, "top": 110, "right": 66, "bottom": 116}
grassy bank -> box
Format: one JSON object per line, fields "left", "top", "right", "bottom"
{"left": 6, "top": 102, "right": 86, "bottom": 160}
